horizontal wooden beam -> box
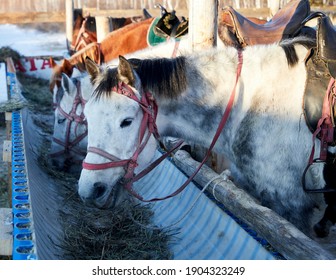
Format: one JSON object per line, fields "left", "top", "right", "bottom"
{"left": 173, "top": 150, "right": 335, "bottom": 260}
{"left": 0, "top": 12, "right": 65, "bottom": 24}
{"left": 82, "top": 8, "right": 188, "bottom": 18}
{"left": 82, "top": 8, "right": 272, "bottom": 19}
{"left": 1, "top": 7, "right": 335, "bottom": 25}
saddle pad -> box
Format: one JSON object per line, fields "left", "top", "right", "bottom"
{"left": 147, "top": 17, "right": 167, "bottom": 47}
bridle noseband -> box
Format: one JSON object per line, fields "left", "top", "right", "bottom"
{"left": 82, "top": 50, "right": 243, "bottom": 202}
{"left": 82, "top": 82, "right": 184, "bottom": 200}
{"left": 50, "top": 80, "right": 88, "bottom": 160}
{"left": 82, "top": 82, "right": 161, "bottom": 177}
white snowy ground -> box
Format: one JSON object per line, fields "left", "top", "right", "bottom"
{"left": 0, "top": 23, "right": 67, "bottom": 56}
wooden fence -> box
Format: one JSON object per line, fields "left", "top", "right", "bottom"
{"left": 1, "top": 0, "right": 336, "bottom": 24}
{"left": 1, "top": 0, "right": 336, "bottom": 13}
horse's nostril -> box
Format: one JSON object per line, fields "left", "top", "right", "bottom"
{"left": 93, "top": 182, "right": 107, "bottom": 199}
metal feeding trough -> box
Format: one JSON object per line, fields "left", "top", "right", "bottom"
{"left": 8, "top": 64, "right": 37, "bottom": 259}
{"left": 11, "top": 111, "right": 36, "bottom": 260}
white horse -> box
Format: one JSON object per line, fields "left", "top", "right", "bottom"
{"left": 76, "top": 36, "right": 336, "bottom": 238}
{"left": 49, "top": 74, "right": 92, "bottom": 174}
{"left": 49, "top": 37, "right": 197, "bottom": 173}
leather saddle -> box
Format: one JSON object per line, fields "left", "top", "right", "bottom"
{"left": 218, "top": 0, "right": 311, "bottom": 48}
{"left": 302, "top": 12, "right": 336, "bottom": 193}
{"left": 303, "top": 12, "right": 336, "bottom": 135}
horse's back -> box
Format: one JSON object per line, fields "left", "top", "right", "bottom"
{"left": 101, "top": 18, "right": 155, "bottom": 61}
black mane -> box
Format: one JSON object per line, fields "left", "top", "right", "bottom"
{"left": 131, "top": 56, "right": 188, "bottom": 99}
{"left": 93, "top": 56, "right": 188, "bottom": 100}
{"left": 280, "top": 34, "right": 316, "bottom": 66}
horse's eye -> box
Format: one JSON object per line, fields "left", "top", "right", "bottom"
{"left": 58, "top": 118, "right": 66, "bottom": 124}
{"left": 120, "top": 118, "right": 133, "bottom": 128}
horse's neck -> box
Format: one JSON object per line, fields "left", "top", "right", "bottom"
{"left": 153, "top": 44, "right": 307, "bottom": 153}
{"left": 144, "top": 47, "right": 240, "bottom": 149}
{"left": 100, "top": 18, "right": 153, "bottom": 61}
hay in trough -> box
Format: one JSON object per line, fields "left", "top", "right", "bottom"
{"left": 17, "top": 69, "right": 174, "bottom": 260}
{"left": 59, "top": 184, "right": 174, "bottom": 260}
{"left": 0, "top": 98, "right": 27, "bottom": 113}
{"left": 36, "top": 138, "right": 174, "bottom": 260}
{"left": 0, "top": 46, "right": 21, "bottom": 63}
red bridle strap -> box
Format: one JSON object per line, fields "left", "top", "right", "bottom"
{"left": 83, "top": 50, "right": 243, "bottom": 202}
{"left": 308, "top": 77, "right": 335, "bottom": 164}
{"left": 82, "top": 82, "right": 160, "bottom": 173}
{"left": 50, "top": 80, "right": 88, "bottom": 159}
{"left": 129, "top": 50, "right": 243, "bottom": 202}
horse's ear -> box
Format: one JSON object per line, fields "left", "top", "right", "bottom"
{"left": 117, "top": 56, "right": 135, "bottom": 86}
{"left": 85, "top": 57, "right": 100, "bottom": 83}
{"left": 143, "top": 8, "right": 152, "bottom": 19}
{"left": 49, "top": 57, "right": 57, "bottom": 68}
{"left": 61, "top": 73, "right": 75, "bottom": 96}
{"left": 62, "top": 59, "right": 74, "bottom": 77}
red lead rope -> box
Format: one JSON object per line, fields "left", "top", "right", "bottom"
{"left": 129, "top": 50, "right": 243, "bottom": 202}
{"left": 134, "top": 50, "right": 244, "bottom": 202}
{"left": 83, "top": 50, "right": 243, "bottom": 202}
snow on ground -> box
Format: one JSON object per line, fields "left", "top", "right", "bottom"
{"left": 0, "top": 24, "right": 68, "bottom": 56}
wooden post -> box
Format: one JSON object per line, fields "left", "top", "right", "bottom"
{"left": 95, "top": 16, "right": 110, "bottom": 42}
{"left": 0, "top": 208, "right": 12, "bottom": 256}
{"left": 65, "top": 0, "right": 74, "bottom": 51}
{"left": 188, "top": 0, "right": 218, "bottom": 51}
{"left": 268, "top": 0, "right": 281, "bottom": 17}
{"left": 4, "top": 113, "right": 11, "bottom": 207}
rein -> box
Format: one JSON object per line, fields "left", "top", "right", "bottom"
{"left": 83, "top": 50, "right": 243, "bottom": 202}
{"left": 50, "top": 80, "right": 88, "bottom": 159}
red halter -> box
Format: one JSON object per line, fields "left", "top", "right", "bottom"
{"left": 50, "top": 80, "right": 88, "bottom": 160}
{"left": 82, "top": 81, "right": 184, "bottom": 200}
{"left": 82, "top": 50, "right": 243, "bottom": 202}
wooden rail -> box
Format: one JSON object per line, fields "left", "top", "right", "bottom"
{"left": 0, "top": 8, "right": 273, "bottom": 24}
{"left": 0, "top": 12, "right": 65, "bottom": 24}
{"left": 173, "top": 150, "right": 335, "bottom": 260}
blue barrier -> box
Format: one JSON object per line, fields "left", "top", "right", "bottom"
{"left": 9, "top": 67, "right": 37, "bottom": 260}
{"left": 11, "top": 111, "right": 37, "bottom": 260}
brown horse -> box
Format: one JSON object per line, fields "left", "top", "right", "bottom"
{"left": 70, "top": 9, "right": 152, "bottom": 54}
{"left": 50, "top": 17, "right": 156, "bottom": 93}
{"left": 70, "top": 13, "right": 97, "bottom": 54}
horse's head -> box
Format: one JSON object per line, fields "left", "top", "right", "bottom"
{"left": 49, "top": 58, "right": 74, "bottom": 97}
{"left": 49, "top": 73, "right": 91, "bottom": 174}
{"left": 78, "top": 57, "right": 158, "bottom": 208}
